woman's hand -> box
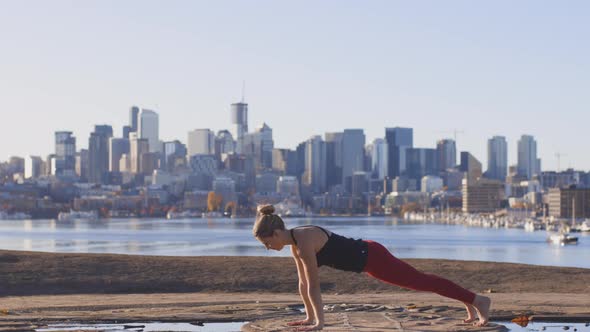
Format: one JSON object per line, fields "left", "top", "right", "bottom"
{"left": 293, "top": 323, "right": 324, "bottom": 331}
{"left": 286, "top": 317, "right": 314, "bottom": 326}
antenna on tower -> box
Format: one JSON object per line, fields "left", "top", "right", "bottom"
{"left": 241, "top": 80, "right": 246, "bottom": 103}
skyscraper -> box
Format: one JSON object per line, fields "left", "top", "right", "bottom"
{"left": 230, "top": 102, "right": 248, "bottom": 153}
{"left": 303, "top": 135, "right": 327, "bottom": 193}
{"left": 54, "top": 131, "right": 76, "bottom": 177}
{"left": 130, "top": 132, "right": 149, "bottom": 174}
{"left": 406, "top": 148, "right": 437, "bottom": 183}
{"left": 342, "top": 129, "right": 366, "bottom": 182}
{"left": 88, "top": 125, "right": 113, "bottom": 183}
{"left": 129, "top": 106, "right": 139, "bottom": 132}
{"left": 371, "top": 138, "right": 388, "bottom": 180}
{"left": 436, "top": 139, "right": 456, "bottom": 171}
{"left": 109, "top": 137, "right": 130, "bottom": 172}
{"left": 325, "top": 132, "right": 343, "bottom": 187}
{"left": 487, "top": 136, "right": 508, "bottom": 181}
{"left": 517, "top": 135, "right": 540, "bottom": 179}
{"left": 385, "top": 127, "right": 413, "bottom": 178}
{"left": 138, "top": 109, "right": 159, "bottom": 153}
{"left": 243, "top": 123, "right": 274, "bottom": 170}
{"left": 460, "top": 151, "right": 483, "bottom": 182}
{"left": 188, "top": 129, "right": 215, "bottom": 156}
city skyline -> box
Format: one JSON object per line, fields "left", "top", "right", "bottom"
{"left": 1, "top": 1, "right": 589, "bottom": 170}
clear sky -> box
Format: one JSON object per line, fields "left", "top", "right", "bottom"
{"left": 1, "top": 1, "right": 588, "bottom": 170}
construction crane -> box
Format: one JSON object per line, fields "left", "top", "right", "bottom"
{"left": 555, "top": 152, "right": 567, "bottom": 172}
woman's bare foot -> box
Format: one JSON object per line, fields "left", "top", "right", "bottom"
{"left": 463, "top": 303, "right": 478, "bottom": 323}
{"left": 472, "top": 294, "right": 492, "bottom": 326}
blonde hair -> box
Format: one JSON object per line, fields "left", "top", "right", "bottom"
{"left": 252, "top": 204, "right": 285, "bottom": 238}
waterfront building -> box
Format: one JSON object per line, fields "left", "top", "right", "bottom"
{"left": 548, "top": 187, "right": 590, "bottom": 219}
{"left": 487, "top": 136, "right": 508, "bottom": 181}
{"left": 436, "top": 139, "right": 456, "bottom": 171}
{"left": 385, "top": 127, "right": 413, "bottom": 178}
{"left": 277, "top": 176, "right": 299, "bottom": 198}
{"left": 517, "top": 135, "right": 540, "bottom": 179}
{"left": 462, "top": 177, "right": 504, "bottom": 213}
{"left": 540, "top": 170, "right": 580, "bottom": 189}
{"left": 421, "top": 175, "right": 443, "bottom": 193}
{"left": 138, "top": 109, "right": 159, "bottom": 153}
{"left": 188, "top": 129, "right": 215, "bottom": 157}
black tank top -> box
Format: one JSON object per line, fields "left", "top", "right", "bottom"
{"left": 290, "top": 226, "right": 368, "bottom": 273}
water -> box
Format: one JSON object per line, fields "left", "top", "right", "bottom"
{"left": 36, "top": 321, "right": 246, "bottom": 332}
{"left": 500, "top": 321, "right": 590, "bottom": 331}
{"left": 1, "top": 217, "right": 589, "bottom": 268}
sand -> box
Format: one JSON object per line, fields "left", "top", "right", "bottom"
{"left": 0, "top": 250, "right": 589, "bottom": 331}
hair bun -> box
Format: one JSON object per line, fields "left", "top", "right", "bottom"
{"left": 258, "top": 204, "right": 275, "bottom": 216}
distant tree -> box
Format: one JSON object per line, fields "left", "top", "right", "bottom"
{"left": 207, "top": 192, "right": 223, "bottom": 212}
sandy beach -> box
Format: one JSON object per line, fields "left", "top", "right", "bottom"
{"left": 0, "top": 250, "right": 589, "bottom": 331}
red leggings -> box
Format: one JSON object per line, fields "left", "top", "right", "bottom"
{"left": 363, "top": 240, "right": 476, "bottom": 304}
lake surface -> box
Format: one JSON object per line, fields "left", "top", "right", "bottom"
{"left": 1, "top": 217, "right": 589, "bottom": 268}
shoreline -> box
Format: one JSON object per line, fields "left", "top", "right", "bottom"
{"left": 1, "top": 250, "right": 589, "bottom": 331}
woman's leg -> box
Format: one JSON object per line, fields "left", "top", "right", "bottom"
{"left": 363, "top": 240, "right": 476, "bottom": 303}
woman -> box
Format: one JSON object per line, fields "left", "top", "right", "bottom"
{"left": 253, "top": 205, "right": 491, "bottom": 331}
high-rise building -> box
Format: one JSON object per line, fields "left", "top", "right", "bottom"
{"left": 325, "top": 132, "right": 343, "bottom": 187}
{"left": 421, "top": 175, "right": 443, "bottom": 193}
{"left": 54, "top": 131, "right": 76, "bottom": 177}
{"left": 138, "top": 109, "right": 159, "bottom": 153}
{"left": 242, "top": 123, "right": 274, "bottom": 170}
{"left": 213, "top": 176, "right": 237, "bottom": 208}
{"left": 487, "top": 136, "right": 508, "bottom": 181}
{"left": 406, "top": 148, "right": 437, "bottom": 183}
{"left": 436, "top": 139, "right": 456, "bottom": 171}
{"left": 109, "top": 138, "right": 130, "bottom": 172}
{"left": 129, "top": 106, "right": 139, "bottom": 133}
{"left": 214, "top": 130, "right": 235, "bottom": 161}
{"left": 517, "top": 135, "right": 540, "bottom": 179}
{"left": 163, "top": 140, "right": 187, "bottom": 172}
{"left": 371, "top": 138, "right": 388, "bottom": 180}
{"left": 230, "top": 102, "right": 248, "bottom": 153}
{"left": 385, "top": 127, "right": 413, "bottom": 178}
{"left": 342, "top": 129, "right": 366, "bottom": 183}
{"left": 460, "top": 152, "right": 483, "bottom": 182}
{"left": 272, "top": 148, "right": 298, "bottom": 176}
{"left": 303, "top": 135, "right": 327, "bottom": 193}
{"left": 130, "top": 133, "right": 149, "bottom": 174}
{"left": 188, "top": 129, "right": 215, "bottom": 156}
{"left": 75, "top": 149, "right": 88, "bottom": 180}
{"left": 24, "top": 156, "right": 43, "bottom": 179}
{"left": 88, "top": 125, "right": 113, "bottom": 183}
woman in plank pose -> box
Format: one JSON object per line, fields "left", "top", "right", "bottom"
{"left": 253, "top": 205, "right": 491, "bottom": 331}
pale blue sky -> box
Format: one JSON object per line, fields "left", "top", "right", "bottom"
{"left": 1, "top": 1, "right": 588, "bottom": 170}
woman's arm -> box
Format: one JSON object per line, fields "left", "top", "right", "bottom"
{"left": 288, "top": 245, "right": 315, "bottom": 326}
{"left": 297, "top": 240, "right": 324, "bottom": 331}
